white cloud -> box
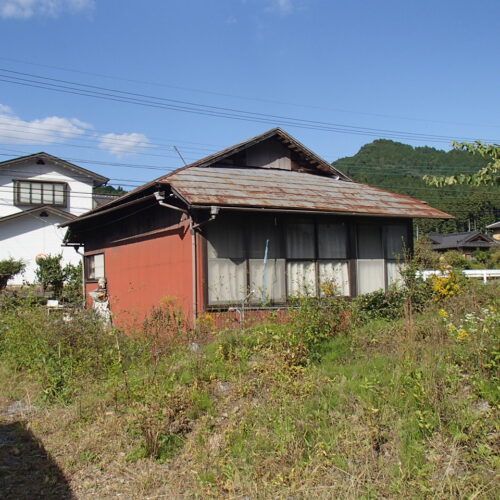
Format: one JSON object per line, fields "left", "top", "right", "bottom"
{"left": 266, "top": 0, "right": 294, "bottom": 15}
{"left": 0, "top": 0, "right": 94, "bottom": 19}
{"left": 0, "top": 104, "right": 90, "bottom": 144}
{"left": 0, "top": 104, "right": 13, "bottom": 114}
{"left": 98, "top": 132, "right": 151, "bottom": 158}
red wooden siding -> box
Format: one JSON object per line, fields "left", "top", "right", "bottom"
{"left": 86, "top": 221, "right": 193, "bottom": 330}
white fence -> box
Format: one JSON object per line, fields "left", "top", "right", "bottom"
{"left": 418, "top": 269, "right": 500, "bottom": 283}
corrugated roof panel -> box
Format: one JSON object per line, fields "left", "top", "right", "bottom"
{"left": 166, "top": 167, "right": 451, "bottom": 219}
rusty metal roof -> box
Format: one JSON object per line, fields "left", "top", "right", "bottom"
{"left": 63, "top": 128, "right": 452, "bottom": 227}
{"left": 166, "top": 166, "right": 452, "bottom": 218}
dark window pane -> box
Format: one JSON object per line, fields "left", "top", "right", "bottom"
{"left": 286, "top": 220, "right": 314, "bottom": 258}
{"left": 357, "top": 224, "right": 383, "bottom": 259}
{"left": 318, "top": 223, "right": 347, "bottom": 258}
{"left": 207, "top": 220, "right": 244, "bottom": 259}
{"left": 385, "top": 224, "right": 407, "bottom": 259}
{"left": 247, "top": 216, "right": 281, "bottom": 259}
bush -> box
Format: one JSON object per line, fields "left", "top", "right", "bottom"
{"left": 286, "top": 295, "right": 352, "bottom": 361}
{"left": 413, "top": 237, "right": 440, "bottom": 269}
{"left": 35, "top": 254, "right": 66, "bottom": 298}
{"left": 472, "top": 248, "right": 500, "bottom": 269}
{"left": 35, "top": 254, "right": 83, "bottom": 302}
{"left": 0, "top": 258, "right": 25, "bottom": 289}
{"left": 355, "top": 287, "right": 407, "bottom": 320}
{"left": 0, "top": 301, "right": 133, "bottom": 402}
{"left": 61, "top": 262, "right": 83, "bottom": 304}
{"left": 441, "top": 250, "right": 471, "bottom": 270}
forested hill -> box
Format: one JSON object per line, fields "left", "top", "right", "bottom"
{"left": 333, "top": 139, "right": 499, "bottom": 234}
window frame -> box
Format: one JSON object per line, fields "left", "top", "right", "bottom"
{"left": 14, "top": 179, "right": 68, "bottom": 208}
{"left": 204, "top": 214, "right": 412, "bottom": 309}
{"left": 85, "top": 253, "right": 105, "bottom": 282}
{"left": 205, "top": 214, "right": 355, "bottom": 308}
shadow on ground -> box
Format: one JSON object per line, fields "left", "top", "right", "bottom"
{"left": 0, "top": 421, "right": 74, "bottom": 500}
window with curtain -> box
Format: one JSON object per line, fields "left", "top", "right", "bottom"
{"left": 205, "top": 215, "right": 409, "bottom": 305}
{"left": 356, "top": 224, "right": 385, "bottom": 294}
{"left": 85, "top": 253, "right": 105, "bottom": 281}
{"left": 206, "top": 222, "right": 246, "bottom": 304}
{"left": 385, "top": 224, "right": 408, "bottom": 286}
{"left": 318, "top": 222, "right": 350, "bottom": 296}
{"left": 286, "top": 219, "right": 317, "bottom": 296}
{"left": 247, "top": 216, "right": 285, "bottom": 304}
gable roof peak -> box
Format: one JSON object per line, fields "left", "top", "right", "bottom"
{"left": 0, "top": 151, "right": 109, "bottom": 186}
{"left": 159, "top": 127, "right": 351, "bottom": 181}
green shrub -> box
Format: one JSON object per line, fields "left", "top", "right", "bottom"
{"left": 355, "top": 287, "right": 406, "bottom": 320}
{"left": 0, "top": 258, "right": 25, "bottom": 289}
{"left": 413, "top": 237, "right": 440, "bottom": 269}
{"left": 472, "top": 248, "right": 500, "bottom": 269}
{"left": 441, "top": 250, "right": 471, "bottom": 270}
{"left": 35, "top": 254, "right": 83, "bottom": 302}
{"left": 0, "top": 302, "right": 133, "bottom": 402}
{"left": 61, "top": 261, "right": 83, "bottom": 304}
{"left": 35, "top": 254, "right": 66, "bottom": 298}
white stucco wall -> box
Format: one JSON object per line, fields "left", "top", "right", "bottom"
{"left": 0, "top": 210, "right": 81, "bottom": 284}
{"left": 0, "top": 157, "right": 98, "bottom": 285}
{"left": 0, "top": 160, "right": 95, "bottom": 218}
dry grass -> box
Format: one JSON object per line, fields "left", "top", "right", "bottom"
{"left": 0, "top": 281, "right": 498, "bottom": 499}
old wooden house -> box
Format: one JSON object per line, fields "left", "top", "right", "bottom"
{"left": 62, "top": 129, "right": 451, "bottom": 328}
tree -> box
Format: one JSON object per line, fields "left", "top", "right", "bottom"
{"left": 0, "top": 258, "right": 25, "bottom": 289}
{"left": 94, "top": 185, "right": 127, "bottom": 195}
{"left": 423, "top": 141, "right": 500, "bottom": 187}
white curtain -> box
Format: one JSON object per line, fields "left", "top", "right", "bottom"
{"left": 287, "top": 261, "right": 317, "bottom": 297}
{"left": 207, "top": 258, "right": 246, "bottom": 304}
{"left": 387, "top": 261, "right": 404, "bottom": 287}
{"left": 357, "top": 225, "right": 385, "bottom": 294}
{"left": 357, "top": 259, "right": 385, "bottom": 294}
{"left": 94, "top": 253, "right": 105, "bottom": 279}
{"left": 207, "top": 222, "right": 246, "bottom": 304}
{"left": 249, "top": 259, "right": 286, "bottom": 304}
{"left": 319, "top": 260, "right": 350, "bottom": 296}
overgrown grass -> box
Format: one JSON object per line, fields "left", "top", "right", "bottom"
{"left": 0, "top": 280, "right": 498, "bottom": 498}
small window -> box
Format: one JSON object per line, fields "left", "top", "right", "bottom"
{"left": 85, "top": 254, "right": 105, "bottom": 281}
{"left": 14, "top": 180, "right": 67, "bottom": 207}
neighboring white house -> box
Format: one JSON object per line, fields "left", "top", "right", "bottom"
{"left": 0, "top": 152, "right": 109, "bottom": 284}
{"left": 486, "top": 221, "right": 500, "bottom": 242}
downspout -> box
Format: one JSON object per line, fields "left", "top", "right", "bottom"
{"left": 155, "top": 192, "right": 220, "bottom": 326}
{"left": 190, "top": 207, "right": 220, "bottom": 325}
{"left": 191, "top": 218, "right": 197, "bottom": 326}
{"left": 72, "top": 245, "right": 86, "bottom": 308}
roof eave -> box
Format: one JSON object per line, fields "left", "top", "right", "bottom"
{"left": 0, "top": 152, "right": 109, "bottom": 186}
{"left": 0, "top": 206, "right": 77, "bottom": 224}
{"left": 189, "top": 202, "right": 453, "bottom": 219}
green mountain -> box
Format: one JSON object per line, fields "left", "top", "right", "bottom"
{"left": 333, "top": 139, "right": 499, "bottom": 234}
{"left": 94, "top": 185, "right": 127, "bottom": 195}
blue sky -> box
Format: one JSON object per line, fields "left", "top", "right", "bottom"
{"left": 0, "top": 0, "right": 499, "bottom": 189}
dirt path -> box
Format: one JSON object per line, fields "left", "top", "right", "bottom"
{"left": 0, "top": 402, "right": 75, "bottom": 500}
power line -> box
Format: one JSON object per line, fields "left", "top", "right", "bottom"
{"left": 0, "top": 121, "right": 219, "bottom": 155}
{"left": 2, "top": 68, "right": 498, "bottom": 144}
{"left": 2, "top": 56, "right": 498, "bottom": 130}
